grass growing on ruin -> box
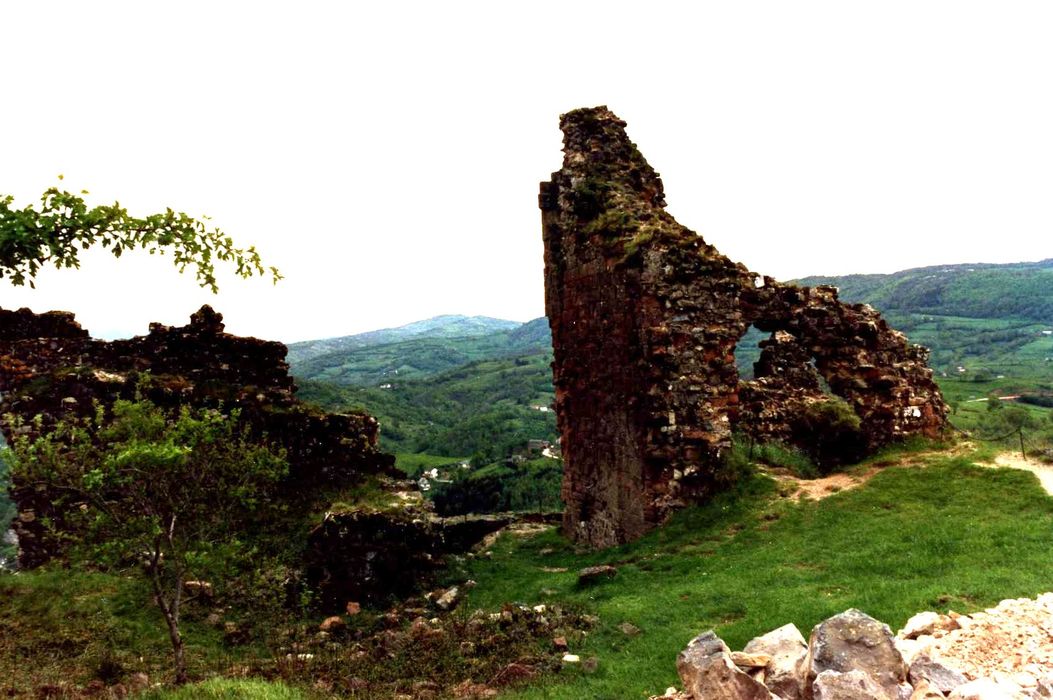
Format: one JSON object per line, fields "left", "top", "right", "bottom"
{"left": 458, "top": 447, "right": 1053, "bottom": 699}
{"left": 142, "top": 678, "right": 310, "bottom": 699}
{"left": 0, "top": 569, "right": 260, "bottom": 695}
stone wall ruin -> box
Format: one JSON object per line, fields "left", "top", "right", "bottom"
{"left": 540, "top": 107, "right": 948, "bottom": 548}
{"left": 0, "top": 305, "right": 396, "bottom": 567}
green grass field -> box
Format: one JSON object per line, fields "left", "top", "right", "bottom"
{"left": 0, "top": 569, "right": 258, "bottom": 695}
{"left": 143, "top": 679, "right": 309, "bottom": 699}
{"left": 6, "top": 445, "right": 1053, "bottom": 698}
{"left": 453, "top": 448, "right": 1053, "bottom": 699}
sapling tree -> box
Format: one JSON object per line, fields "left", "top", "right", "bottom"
{"left": 0, "top": 181, "right": 286, "bottom": 682}
{"left": 0, "top": 447, "right": 15, "bottom": 569}
{"left": 9, "top": 399, "right": 288, "bottom": 684}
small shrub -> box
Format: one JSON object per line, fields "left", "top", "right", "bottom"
{"left": 752, "top": 441, "right": 819, "bottom": 479}
{"left": 790, "top": 398, "right": 867, "bottom": 473}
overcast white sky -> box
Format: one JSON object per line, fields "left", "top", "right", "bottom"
{"left": 2, "top": 2, "right": 1051, "bottom": 341}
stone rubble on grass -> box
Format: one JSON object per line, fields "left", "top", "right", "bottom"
{"left": 676, "top": 631, "right": 778, "bottom": 700}
{"left": 620, "top": 621, "right": 642, "bottom": 636}
{"left": 434, "top": 586, "right": 462, "bottom": 611}
{"left": 812, "top": 669, "right": 900, "bottom": 700}
{"left": 650, "top": 592, "right": 1053, "bottom": 700}
{"left": 742, "top": 623, "right": 809, "bottom": 699}
{"left": 804, "top": 608, "right": 908, "bottom": 698}
{"left": 577, "top": 564, "right": 618, "bottom": 584}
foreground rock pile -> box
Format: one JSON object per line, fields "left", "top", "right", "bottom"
{"left": 653, "top": 593, "right": 1053, "bottom": 699}
{"left": 540, "top": 106, "right": 947, "bottom": 548}
{"left": 275, "top": 594, "right": 600, "bottom": 699}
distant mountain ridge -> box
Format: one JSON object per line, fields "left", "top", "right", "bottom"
{"left": 291, "top": 258, "right": 1053, "bottom": 393}
{"left": 795, "top": 259, "right": 1053, "bottom": 323}
{"left": 288, "top": 315, "right": 550, "bottom": 387}
{"left": 293, "top": 259, "right": 1053, "bottom": 458}
{"left": 286, "top": 315, "right": 523, "bottom": 366}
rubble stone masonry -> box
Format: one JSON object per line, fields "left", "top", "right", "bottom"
{"left": 541, "top": 107, "right": 947, "bottom": 548}
{"left": 0, "top": 305, "right": 395, "bottom": 567}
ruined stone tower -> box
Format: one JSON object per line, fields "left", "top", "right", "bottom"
{"left": 540, "top": 107, "right": 948, "bottom": 548}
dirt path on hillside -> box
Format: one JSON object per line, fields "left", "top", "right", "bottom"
{"left": 991, "top": 453, "right": 1053, "bottom": 496}
{"left": 766, "top": 444, "right": 977, "bottom": 502}
{"left": 765, "top": 466, "right": 882, "bottom": 502}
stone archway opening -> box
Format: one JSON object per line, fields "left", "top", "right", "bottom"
{"left": 733, "top": 324, "right": 767, "bottom": 380}
{"left": 732, "top": 326, "right": 869, "bottom": 473}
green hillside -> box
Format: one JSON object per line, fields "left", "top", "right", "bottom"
{"left": 298, "top": 352, "right": 557, "bottom": 461}
{"left": 730, "top": 260, "right": 1053, "bottom": 378}
{"left": 796, "top": 259, "right": 1053, "bottom": 323}
{"left": 289, "top": 317, "right": 551, "bottom": 387}
{"left": 285, "top": 314, "right": 523, "bottom": 366}
{"left": 290, "top": 260, "right": 1053, "bottom": 394}
{"left": 290, "top": 259, "right": 1053, "bottom": 480}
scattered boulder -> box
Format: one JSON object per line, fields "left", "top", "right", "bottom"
{"left": 948, "top": 677, "right": 1030, "bottom": 699}
{"left": 490, "top": 662, "right": 538, "bottom": 687}
{"left": 744, "top": 622, "right": 810, "bottom": 699}
{"left": 909, "top": 655, "right": 967, "bottom": 695}
{"left": 897, "top": 612, "right": 943, "bottom": 640}
{"left": 805, "top": 609, "right": 907, "bottom": 699}
{"left": 450, "top": 680, "right": 498, "bottom": 699}
{"left": 652, "top": 595, "right": 1053, "bottom": 700}
{"left": 812, "top": 669, "right": 896, "bottom": 700}
{"left": 435, "top": 586, "right": 462, "bottom": 611}
{"left": 676, "top": 631, "right": 776, "bottom": 700}
{"left": 577, "top": 565, "right": 617, "bottom": 585}
{"left": 909, "top": 679, "right": 946, "bottom": 699}
{"left": 894, "top": 635, "right": 936, "bottom": 667}
{"left": 318, "top": 616, "right": 346, "bottom": 633}
{"left": 732, "top": 651, "right": 773, "bottom": 669}
{"left": 619, "top": 622, "right": 642, "bottom": 637}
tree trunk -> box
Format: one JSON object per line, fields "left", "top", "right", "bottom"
{"left": 149, "top": 524, "right": 188, "bottom": 685}
{"left": 162, "top": 604, "right": 187, "bottom": 685}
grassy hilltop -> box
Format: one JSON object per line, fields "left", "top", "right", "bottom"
{"left": 4, "top": 259, "right": 1053, "bottom": 697}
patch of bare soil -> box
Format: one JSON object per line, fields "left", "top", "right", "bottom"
{"left": 765, "top": 466, "right": 882, "bottom": 502}
{"left": 763, "top": 446, "right": 972, "bottom": 502}
{"left": 991, "top": 453, "right": 1053, "bottom": 496}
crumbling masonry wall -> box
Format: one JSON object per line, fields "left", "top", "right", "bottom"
{"left": 541, "top": 107, "right": 948, "bottom": 548}
{"left": 0, "top": 305, "right": 396, "bottom": 567}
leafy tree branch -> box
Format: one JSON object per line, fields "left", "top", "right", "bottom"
{"left": 0, "top": 181, "right": 281, "bottom": 291}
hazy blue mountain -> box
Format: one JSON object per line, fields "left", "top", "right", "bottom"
{"left": 288, "top": 317, "right": 550, "bottom": 387}
{"left": 293, "top": 258, "right": 1053, "bottom": 457}
{"left": 286, "top": 315, "right": 522, "bottom": 366}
